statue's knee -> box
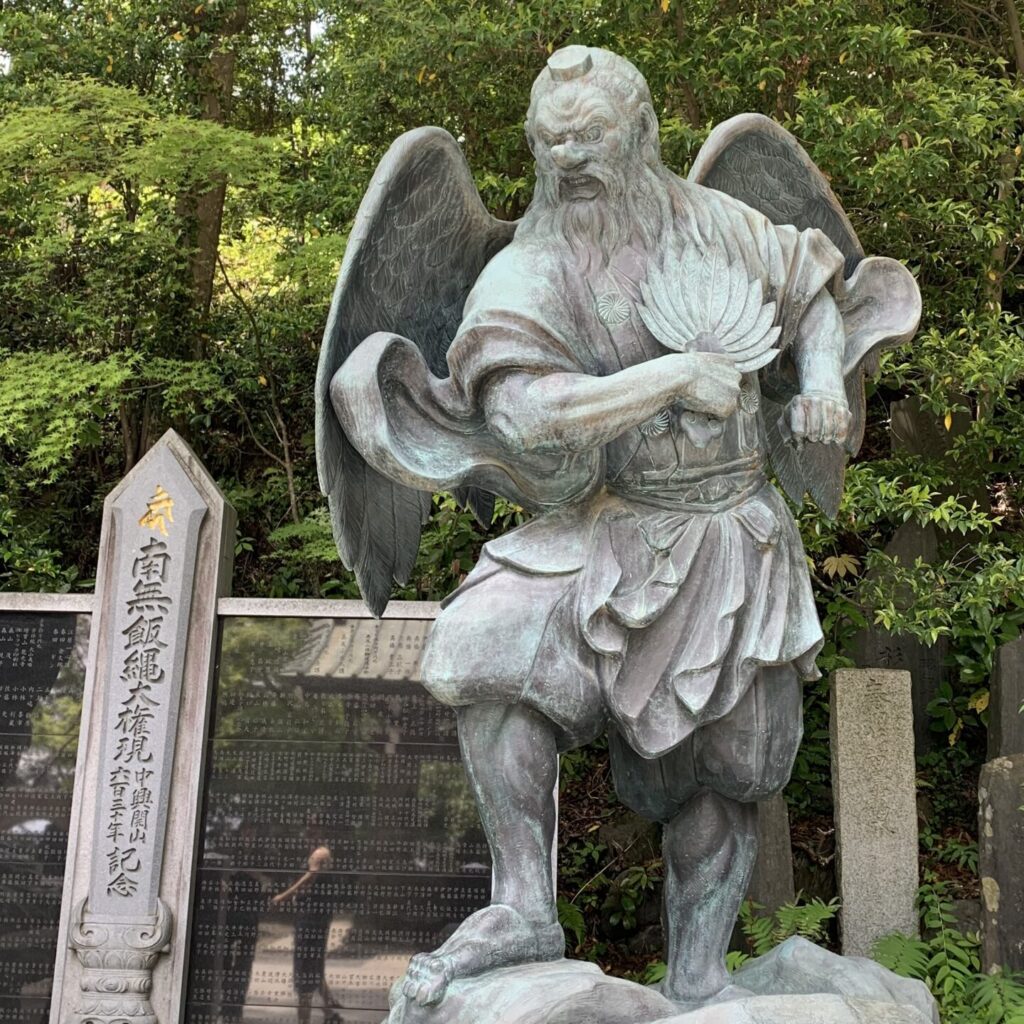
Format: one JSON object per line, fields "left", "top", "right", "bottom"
{"left": 610, "top": 730, "right": 695, "bottom": 823}
{"left": 711, "top": 769, "right": 785, "bottom": 804}
{"left": 696, "top": 729, "right": 798, "bottom": 803}
{"left": 420, "top": 612, "right": 469, "bottom": 703}
{"left": 420, "top": 603, "right": 527, "bottom": 707}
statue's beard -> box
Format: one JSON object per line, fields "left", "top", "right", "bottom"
{"left": 526, "top": 159, "right": 672, "bottom": 267}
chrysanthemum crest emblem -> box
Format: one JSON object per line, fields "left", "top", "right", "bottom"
{"left": 596, "top": 291, "right": 631, "bottom": 326}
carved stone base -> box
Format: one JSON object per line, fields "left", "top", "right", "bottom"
{"left": 68, "top": 897, "right": 173, "bottom": 1024}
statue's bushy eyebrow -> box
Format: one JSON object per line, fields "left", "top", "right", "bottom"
{"left": 533, "top": 95, "right": 617, "bottom": 138}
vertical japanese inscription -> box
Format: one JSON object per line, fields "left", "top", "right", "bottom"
{"left": 104, "top": 533, "right": 170, "bottom": 900}
{"left": 89, "top": 466, "right": 207, "bottom": 919}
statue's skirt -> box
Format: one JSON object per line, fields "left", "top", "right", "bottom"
{"left": 421, "top": 479, "right": 821, "bottom": 765}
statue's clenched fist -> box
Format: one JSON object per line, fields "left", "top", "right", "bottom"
{"left": 674, "top": 352, "right": 742, "bottom": 420}
{"left": 786, "top": 393, "right": 851, "bottom": 446}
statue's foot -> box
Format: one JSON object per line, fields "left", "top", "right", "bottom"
{"left": 401, "top": 903, "right": 564, "bottom": 1007}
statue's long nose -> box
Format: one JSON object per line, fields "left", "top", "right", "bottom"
{"left": 551, "top": 143, "right": 588, "bottom": 171}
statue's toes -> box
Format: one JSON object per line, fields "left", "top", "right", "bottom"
{"left": 411, "top": 958, "right": 450, "bottom": 1006}
{"left": 402, "top": 956, "right": 428, "bottom": 996}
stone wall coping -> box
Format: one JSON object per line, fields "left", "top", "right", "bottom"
{"left": 217, "top": 596, "right": 441, "bottom": 618}
{"left": 0, "top": 592, "right": 442, "bottom": 619}
{"left": 0, "top": 592, "right": 96, "bottom": 613}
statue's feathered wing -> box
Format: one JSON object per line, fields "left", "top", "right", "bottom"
{"left": 688, "top": 113, "right": 921, "bottom": 516}
{"left": 315, "top": 127, "right": 517, "bottom": 615}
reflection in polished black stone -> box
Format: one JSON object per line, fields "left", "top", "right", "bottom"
{"left": 185, "top": 616, "right": 490, "bottom": 1022}
{"left": 0, "top": 612, "right": 89, "bottom": 1024}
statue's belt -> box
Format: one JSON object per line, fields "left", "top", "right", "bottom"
{"left": 607, "top": 468, "right": 767, "bottom": 514}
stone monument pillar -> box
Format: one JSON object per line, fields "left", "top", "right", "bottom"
{"left": 979, "top": 755, "right": 1024, "bottom": 974}
{"left": 49, "top": 431, "right": 235, "bottom": 1024}
{"left": 748, "top": 795, "right": 797, "bottom": 915}
{"left": 830, "top": 669, "right": 920, "bottom": 956}
{"left": 988, "top": 637, "right": 1024, "bottom": 761}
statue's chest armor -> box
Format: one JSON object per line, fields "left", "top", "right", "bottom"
{"left": 580, "top": 260, "right": 766, "bottom": 489}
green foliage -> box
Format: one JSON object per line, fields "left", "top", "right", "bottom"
{"left": 873, "top": 932, "right": 933, "bottom": 980}
{"left": 918, "top": 882, "right": 982, "bottom": 1002}
{"left": 560, "top": 834, "right": 608, "bottom": 916}
{"left": 0, "top": 350, "right": 135, "bottom": 477}
{"left": 738, "top": 896, "right": 841, "bottom": 957}
{"left": 642, "top": 958, "right": 667, "bottom": 986}
{"left": 603, "top": 863, "right": 662, "bottom": 931}
{"left": 970, "top": 972, "right": 1024, "bottom": 1024}
{"left": 643, "top": 895, "right": 840, "bottom": 985}
{"left": 873, "top": 880, "right": 1024, "bottom": 1023}
{"left": 557, "top": 897, "right": 587, "bottom": 951}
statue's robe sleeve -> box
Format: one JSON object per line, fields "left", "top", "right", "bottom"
{"left": 333, "top": 242, "right": 605, "bottom": 511}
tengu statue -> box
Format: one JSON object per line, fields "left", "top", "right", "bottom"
{"left": 317, "top": 45, "right": 921, "bottom": 1017}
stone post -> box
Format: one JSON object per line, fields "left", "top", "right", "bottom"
{"left": 748, "top": 794, "right": 796, "bottom": 914}
{"left": 831, "top": 669, "right": 919, "bottom": 955}
{"left": 988, "top": 637, "right": 1024, "bottom": 761}
{"left": 979, "top": 755, "right": 1024, "bottom": 973}
{"left": 49, "top": 431, "right": 235, "bottom": 1024}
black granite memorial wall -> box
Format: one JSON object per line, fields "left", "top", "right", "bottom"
{"left": 0, "top": 611, "right": 89, "bottom": 1024}
{"left": 184, "top": 615, "right": 490, "bottom": 1023}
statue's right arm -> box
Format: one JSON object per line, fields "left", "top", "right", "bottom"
{"left": 482, "top": 353, "right": 741, "bottom": 455}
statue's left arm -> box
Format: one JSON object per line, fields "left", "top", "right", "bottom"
{"left": 689, "top": 113, "right": 921, "bottom": 515}
{"left": 787, "top": 289, "right": 852, "bottom": 447}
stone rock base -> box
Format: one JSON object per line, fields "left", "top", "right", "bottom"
{"left": 384, "top": 959, "right": 676, "bottom": 1024}
{"left": 384, "top": 938, "right": 938, "bottom": 1024}
{"left": 661, "top": 994, "right": 931, "bottom": 1024}
{"left": 733, "top": 937, "right": 938, "bottom": 1022}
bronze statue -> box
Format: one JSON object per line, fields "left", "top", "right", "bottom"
{"left": 317, "top": 45, "right": 921, "bottom": 1019}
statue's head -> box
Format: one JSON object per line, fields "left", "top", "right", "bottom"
{"left": 523, "top": 45, "right": 670, "bottom": 262}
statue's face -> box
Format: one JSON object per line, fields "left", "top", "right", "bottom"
{"left": 530, "top": 84, "right": 632, "bottom": 205}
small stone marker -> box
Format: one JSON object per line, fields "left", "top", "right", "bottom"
{"left": 979, "top": 755, "right": 1024, "bottom": 973}
{"left": 988, "top": 638, "right": 1024, "bottom": 760}
{"left": 830, "top": 669, "right": 919, "bottom": 955}
{"left": 50, "top": 431, "right": 235, "bottom": 1024}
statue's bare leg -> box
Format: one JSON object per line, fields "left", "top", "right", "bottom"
{"left": 660, "top": 790, "right": 758, "bottom": 1007}
{"left": 402, "top": 702, "right": 564, "bottom": 1006}
{"left": 659, "top": 664, "right": 802, "bottom": 1008}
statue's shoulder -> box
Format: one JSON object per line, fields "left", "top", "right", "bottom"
{"left": 670, "top": 172, "right": 776, "bottom": 233}
{"left": 473, "top": 227, "right": 566, "bottom": 291}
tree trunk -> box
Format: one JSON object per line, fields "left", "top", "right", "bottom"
{"left": 178, "top": 1, "right": 249, "bottom": 355}
{"left": 983, "top": 1, "right": 1023, "bottom": 312}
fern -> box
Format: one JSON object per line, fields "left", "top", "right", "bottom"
{"left": 557, "top": 897, "right": 586, "bottom": 950}
{"left": 872, "top": 932, "right": 932, "bottom": 980}
{"left": 740, "top": 900, "right": 778, "bottom": 956}
{"left": 726, "top": 950, "right": 751, "bottom": 973}
{"left": 917, "top": 880, "right": 980, "bottom": 1002}
{"left": 738, "top": 896, "right": 840, "bottom": 957}
{"left": 872, "top": 880, "right": 1024, "bottom": 1024}
{"left": 969, "top": 971, "right": 1024, "bottom": 1024}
